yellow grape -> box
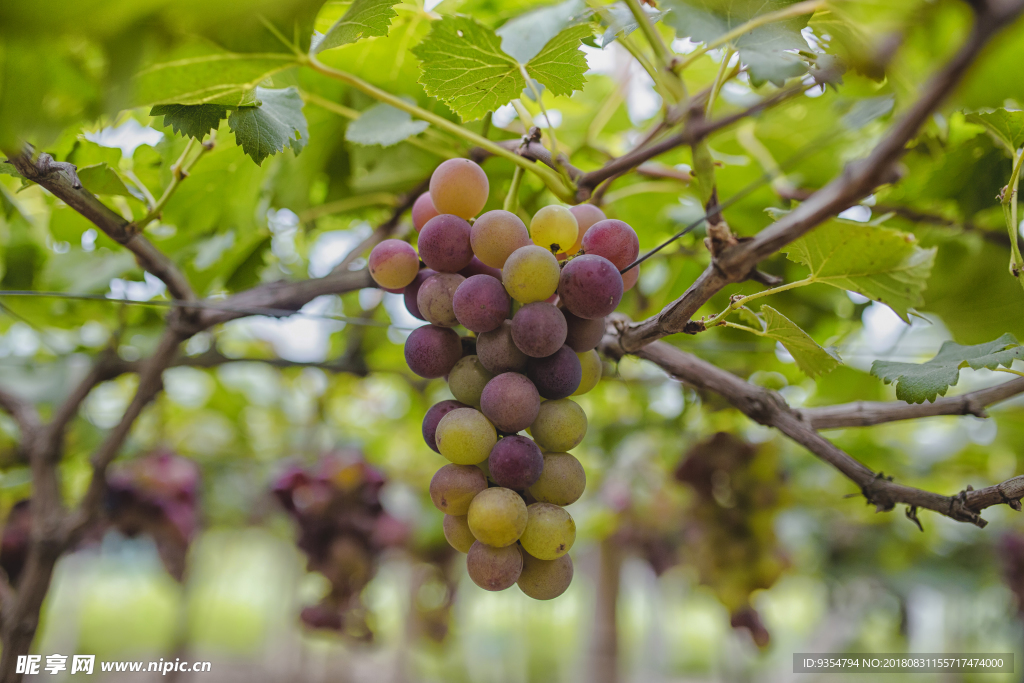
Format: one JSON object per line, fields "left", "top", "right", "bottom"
{"left": 572, "top": 350, "right": 602, "bottom": 396}
{"left": 519, "top": 503, "right": 575, "bottom": 560}
{"left": 530, "top": 205, "right": 578, "bottom": 255}
{"left": 502, "top": 245, "right": 560, "bottom": 303}
{"left": 436, "top": 408, "right": 497, "bottom": 465}
{"left": 467, "top": 487, "right": 528, "bottom": 547}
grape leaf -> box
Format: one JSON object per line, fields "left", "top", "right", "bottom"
{"left": 871, "top": 334, "right": 1024, "bottom": 403}
{"left": 599, "top": 2, "right": 668, "bottom": 47}
{"left": 314, "top": 0, "right": 401, "bottom": 53}
{"left": 782, "top": 219, "right": 936, "bottom": 322}
{"left": 228, "top": 87, "right": 308, "bottom": 165}
{"left": 76, "top": 163, "right": 136, "bottom": 198}
{"left": 526, "top": 24, "right": 592, "bottom": 97}
{"left": 150, "top": 104, "right": 229, "bottom": 140}
{"left": 965, "top": 108, "right": 1024, "bottom": 156}
{"left": 496, "top": 0, "right": 586, "bottom": 63}
{"left": 760, "top": 305, "right": 841, "bottom": 377}
{"left": 840, "top": 95, "right": 894, "bottom": 130}
{"left": 345, "top": 102, "right": 429, "bottom": 147}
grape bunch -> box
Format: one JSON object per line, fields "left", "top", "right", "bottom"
{"left": 368, "top": 158, "right": 640, "bottom": 599}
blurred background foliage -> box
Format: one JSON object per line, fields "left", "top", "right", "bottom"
{"left": 1, "top": 0, "right": 1024, "bottom": 680}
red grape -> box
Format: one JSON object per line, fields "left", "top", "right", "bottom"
{"left": 511, "top": 302, "right": 567, "bottom": 358}
{"left": 418, "top": 214, "right": 474, "bottom": 273}
{"left": 558, "top": 255, "right": 623, "bottom": 320}
{"left": 403, "top": 268, "right": 436, "bottom": 321}
{"left": 453, "top": 274, "right": 511, "bottom": 333}
{"left": 480, "top": 372, "right": 541, "bottom": 433}
{"left": 581, "top": 219, "right": 639, "bottom": 270}
{"left": 488, "top": 435, "right": 544, "bottom": 490}
{"left": 526, "top": 345, "right": 582, "bottom": 399}
{"left": 404, "top": 325, "right": 462, "bottom": 378}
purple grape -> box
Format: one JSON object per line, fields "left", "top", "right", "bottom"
{"left": 416, "top": 272, "right": 465, "bottom": 327}
{"left": 557, "top": 255, "right": 623, "bottom": 320}
{"left": 459, "top": 256, "right": 503, "bottom": 280}
{"left": 480, "top": 372, "right": 540, "bottom": 433}
{"left": 563, "top": 310, "right": 606, "bottom": 352}
{"left": 418, "top": 214, "right": 474, "bottom": 273}
{"left": 477, "top": 320, "right": 528, "bottom": 374}
{"left": 488, "top": 436, "right": 544, "bottom": 490}
{"left": 526, "top": 346, "right": 582, "bottom": 399}
{"left": 403, "top": 268, "right": 436, "bottom": 321}
{"left": 453, "top": 274, "right": 511, "bottom": 333}
{"left": 422, "top": 400, "right": 469, "bottom": 453}
{"left": 404, "top": 325, "right": 462, "bottom": 378}
{"left": 511, "top": 302, "right": 567, "bottom": 358}
{"left": 581, "top": 219, "right": 639, "bottom": 270}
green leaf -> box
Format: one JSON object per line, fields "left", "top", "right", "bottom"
{"left": 840, "top": 95, "right": 894, "bottom": 131}
{"left": 783, "top": 219, "right": 936, "bottom": 322}
{"left": 76, "top": 163, "right": 135, "bottom": 198}
{"left": 0, "top": 159, "right": 22, "bottom": 178}
{"left": 150, "top": 104, "right": 229, "bottom": 140}
{"left": 965, "top": 108, "right": 1024, "bottom": 156}
{"left": 599, "top": 2, "right": 668, "bottom": 47}
{"left": 871, "top": 334, "right": 1024, "bottom": 403}
{"left": 496, "top": 0, "right": 586, "bottom": 63}
{"left": 760, "top": 305, "right": 841, "bottom": 377}
{"left": 228, "top": 87, "right": 308, "bottom": 165}
{"left": 345, "top": 102, "right": 429, "bottom": 147}
{"left": 525, "top": 23, "right": 591, "bottom": 97}
{"left": 315, "top": 0, "right": 401, "bottom": 53}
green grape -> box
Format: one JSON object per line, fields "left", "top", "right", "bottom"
{"left": 471, "top": 210, "right": 531, "bottom": 268}
{"left": 467, "top": 487, "right": 528, "bottom": 547}
{"left": 572, "top": 350, "right": 602, "bottom": 396}
{"left": 528, "top": 452, "right": 586, "bottom": 506}
{"left": 429, "top": 463, "right": 488, "bottom": 515}
{"left": 530, "top": 205, "right": 578, "bottom": 255}
{"left": 436, "top": 408, "right": 497, "bottom": 465}
{"left": 467, "top": 542, "right": 522, "bottom": 591}
{"left": 519, "top": 502, "right": 575, "bottom": 560}
{"left": 448, "top": 355, "right": 494, "bottom": 407}
{"left": 502, "top": 245, "right": 560, "bottom": 304}
{"left": 530, "top": 398, "right": 587, "bottom": 452}
{"left": 517, "top": 550, "right": 573, "bottom": 600}
{"left": 443, "top": 514, "right": 476, "bottom": 553}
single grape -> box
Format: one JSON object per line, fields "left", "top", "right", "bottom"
{"left": 443, "top": 514, "right": 476, "bottom": 553}
{"left": 530, "top": 205, "right": 578, "bottom": 255}
{"left": 416, "top": 272, "right": 465, "bottom": 327}
{"left": 459, "top": 255, "right": 503, "bottom": 280}
{"left": 448, "top": 355, "right": 494, "bottom": 407}
{"left": 418, "top": 214, "right": 474, "bottom": 273}
{"left": 404, "top": 325, "right": 462, "bottom": 378}
{"left": 467, "top": 541, "right": 522, "bottom": 591}
{"left": 517, "top": 551, "right": 573, "bottom": 600}
{"left": 502, "top": 245, "right": 560, "bottom": 304}
{"left": 563, "top": 204, "right": 607, "bottom": 258}
{"left": 511, "top": 302, "right": 567, "bottom": 358}
{"left": 488, "top": 435, "right": 544, "bottom": 490}
{"left": 563, "top": 310, "right": 605, "bottom": 352}
{"left": 471, "top": 210, "right": 531, "bottom": 269}
{"left": 530, "top": 399, "right": 587, "bottom": 452}
{"left": 436, "top": 407, "right": 497, "bottom": 465}
{"left": 582, "top": 219, "right": 639, "bottom": 270}
{"left": 573, "top": 349, "right": 602, "bottom": 396}
{"left": 519, "top": 503, "right": 575, "bottom": 560}
{"left": 453, "top": 274, "right": 511, "bottom": 334}
{"left": 429, "top": 158, "right": 489, "bottom": 219}
{"left": 403, "top": 268, "right": 436, "bottom": 321}
{"left": 476, "top": 320, "right": 529, "bottom": 374}
{"left": 622, "top": 264, "right": 639, "bottom": 292}
{"left": 422, "top": 399, "right": 469, "bottom": 453}
{"left": 467, "top": 487, "right": 528, "bottom": 547}
{"left": 368, "top": 239, "right": 419, "bottom": 289}
{"left": 526, "top": 345, "right": 582, "bottom": 399}
{"left": 412, "top": 192, "right": 440, "bottom": 232}
{"left": 429, "top": 463, "right": 488, "bottom": 515}
{"left": 558, "top": 254, "right": 623, "bottom": 320}
{"left": 479, "top": 372, "right": 541, "bottom": 433}
{"left": 528, "top": 453, "right": 586, "bottom": 506}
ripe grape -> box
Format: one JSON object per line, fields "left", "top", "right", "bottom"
{"left": 436, "top": 408, "right": 497, "bottom": 465}
{"left": 453, "top": 274, "right": 511, "bottom": 333}
{"left": 404, "top": 325, "right": 462, "bottom": 379}
{"left": 418, "top": 214, "right": 474, "bottom": 273}
{"left": 488, "top": 435, "right": 544, "bottom": 490}
{"left": 422, "top": 399, "right": 468, "bottom": 453}
{"left": 429, "top": 158, "right": 489, "bottom": 219}
{"left": 467, "top": 487, "right": 528, "bottom": 547}
{"left": 368, "top": 239, "right": 419, "bottom": 289}
{"left": 530, "top": 399, "right": 587, "bottom": 452}
{"left": 479, "top": 372, "right": 541, "bottom": 433}
{"left": 511, "top": 302, "right": 567, "bottom": 358}
{"left": 526, "top": 345, "right": 582, "bottom": 399}
{"left": 403, "top": 268, "right": 436, "bottom": 321}
{"left": 476, "top": 320, "right": 528, "bottom": 374}
{"left": 564, "top": 204, "right": 607, "bottom": 258}
{"left": 429, "top": 464, "right": 488, "bottom": 515}
{"left": 443, "top": 514, "right": 476, "bottom": 553}
{"left": 471, "top": 210, "right": 532, "bottom": 269}
{"left": 517, "top": 551, "right": 573, "bottom": 600}
{"left": 519, "top": 503, "right": 575, "bottom": 560}
{"left": 582, "top": 219, "right": 639, "bottom": 270}
{"left": 529, "top": 453, "right": 586, "bottom": 506}
{"left": 502, "top": 245, "right": 560, "bottom": 303}
{"left": 573, "top": 350, "right": 602, "bottom": 396}
{"left": 530, "top": 205, "right": 578, "bottom": 255}
{"left": 412, "top": 192, "right": 440, "bottom": 232}
{"left": 622, "top": 265, "right": 639, "bottom": 291}
{"left": 558, "top": 254, "right": 623, "bottom": 320}
{"left": 448, "top": 355, "right": 494, "bottom": 407}
{"left": 467, "top": 541, "right": 522, "bottom": 591}
{"left": 459, "top": 256, "right": 503, "bottom": 280}
{"left": 563, "top": 310, "right": 605, "bottom": 352}
{"left": 416, "top": 272, "right": 465, "bottom": 327}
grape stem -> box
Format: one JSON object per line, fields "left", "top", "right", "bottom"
{"left": 504, "top": 166, "right": 524, "bottom": 213}
{"left": 704, "top": 276, "right": 814, "bottom": 327}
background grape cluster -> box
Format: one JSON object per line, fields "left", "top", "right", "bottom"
{"left": 368, "top": 159, "right": 640, "bottom": 599}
